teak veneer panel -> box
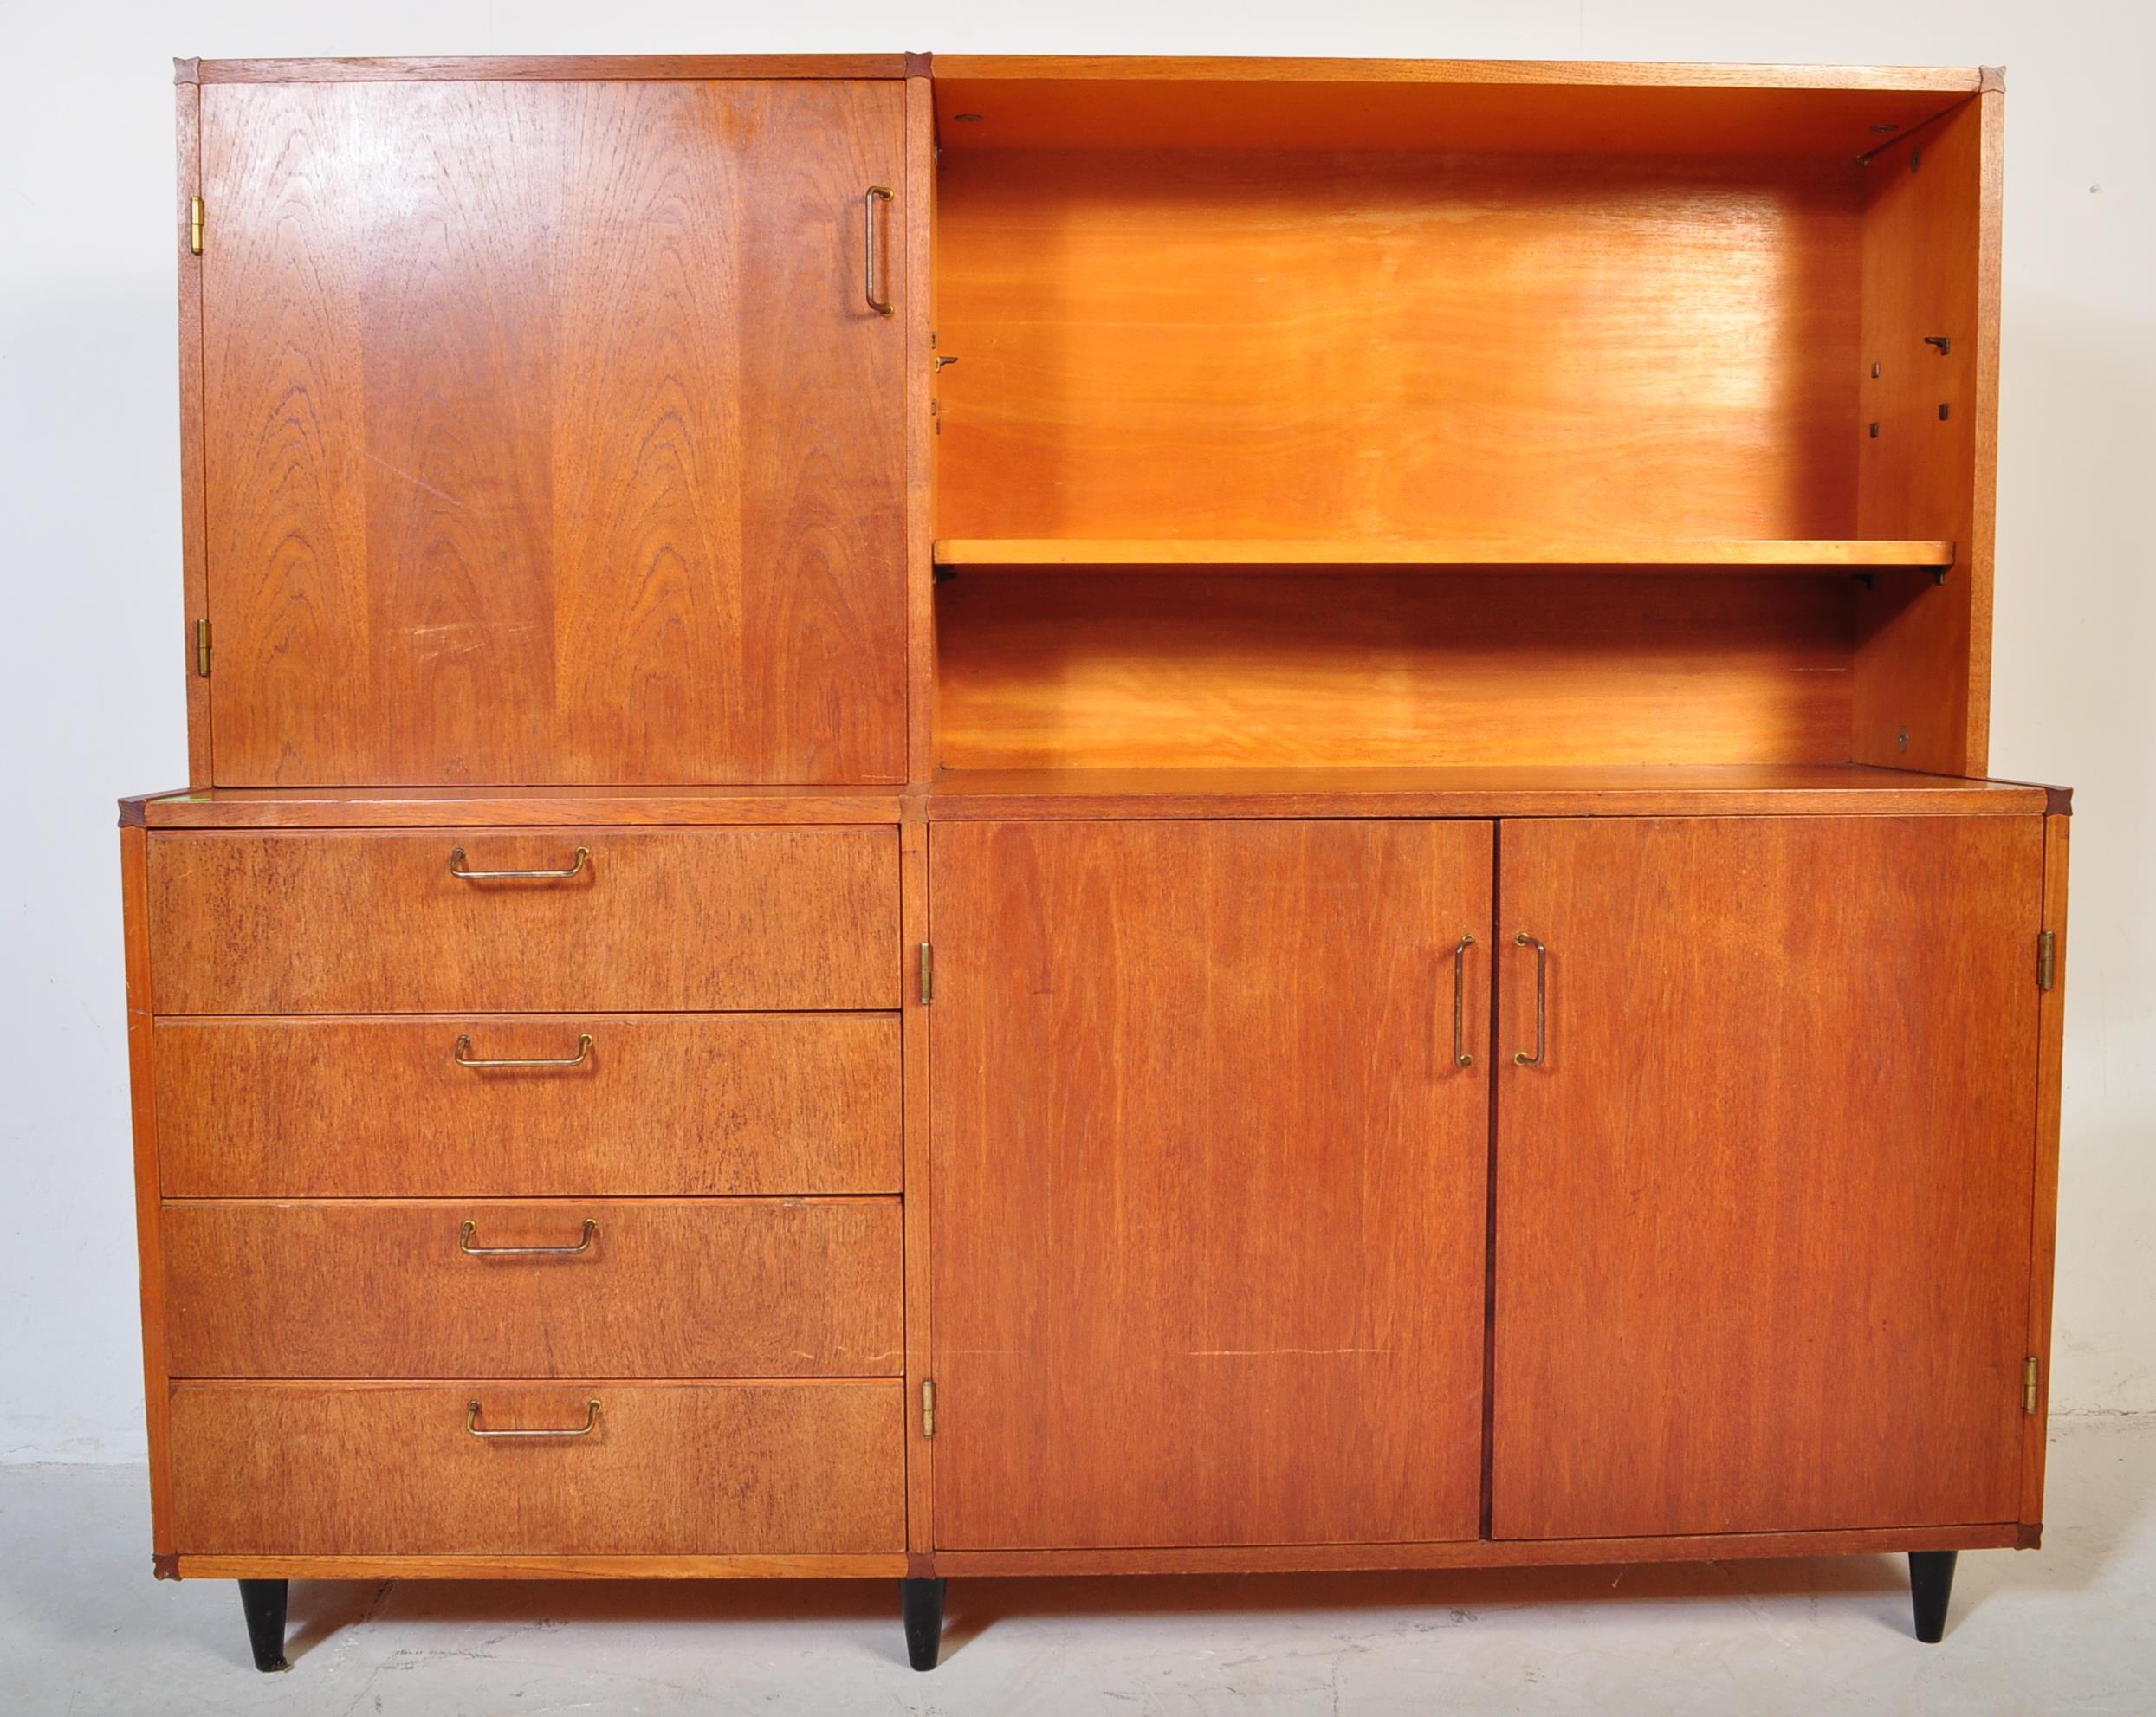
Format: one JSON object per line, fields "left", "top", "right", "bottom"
{"left": 145, "top": 827, "right": 898, "bottom": 1014}
{"left": 1493, "top": 815, "right": 2044, "bottom": 1539}
{"left": 168, "top": 1382, "right": 905, "bottom": 1556}
{"left": 932, "top": 820, "right": 1491, "bottom": 1550}
{"left": 155, "top": 1014, "right": 900, "bottom": 1197}
{"left": 163, "top": 1199, "right": 902, "bottom": 1378}
{"left": 199, "top": 78, "right": 907, "bottom": 786}
{"left": 936, "top": 573, "right": 1856, "bottom": 769}
{"left": 936, "top": 151, "right": 1862, "bottom": 544}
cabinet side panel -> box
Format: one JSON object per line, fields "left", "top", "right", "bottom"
{"left": 1853, "top": 91, "right": 2001, "bottom": 773}
{"left": 121, "top": 826, "right": 174, "bottom": 1558}
{"left": 2022, "top": 810, "right": 2069, "bottom": 1529}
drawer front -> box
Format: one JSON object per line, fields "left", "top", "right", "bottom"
{"left": 155, "top": 1014, "right": 900, "bottom": 1196}
{"left": 164, "top": 1200, "right": 903, "bottom": 1378}
{"left": 169, "top": 1382, "right": 904, "bottom": 1555}
{"left": 146, "top": 827, "right": 898, "bottom": 1014}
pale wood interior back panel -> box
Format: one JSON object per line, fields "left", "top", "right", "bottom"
{"left": 936, "top": 573, "right": 1856, "bottom": 769}
{"left": 199, "top": 78, "right": 907, "bottom": 786}
{"left": 936, "top": 150, "right": 1864, "bottom": 542}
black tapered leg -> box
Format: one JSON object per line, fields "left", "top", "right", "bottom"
{"left": 901, "top": 1576, "right": 947, "bottom": 1671}
{"left": 1909, "top": 1551, "right": 1958, "bottom": 1644}
{"left": 237, "top": 1578, "right": 289, "bottom": 1672}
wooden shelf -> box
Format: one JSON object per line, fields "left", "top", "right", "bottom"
{"left": 933, "top": 538, "right": 1957, "bottom": 572}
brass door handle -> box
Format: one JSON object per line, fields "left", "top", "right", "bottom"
{"left": 459, "top": 1218, "right": 598, "bottom": 1256}
{"left": 466, "top": 1398, "right": 601, "bottom": 1439}
{"left": 1452, "top": 934, "right": 1476, "bottom": 1067}
{"left": 454, "top": 1033, "right": 593, "bottom": 1070}
{"left": 1513, "top": 932, "right": 1548, "bottom": 1066}
{"left": 864, "top": 185, "right": 895, "bottom": 316}
{"left": 447, "top": 846, "right": 589, "bottom": 881}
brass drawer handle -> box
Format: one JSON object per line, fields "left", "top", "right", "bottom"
{"left": 466, "top": 1398, "right": 601, "bottom": 1439}
{"left": 1513, "top": 932, "right": 1548, "bottom": 1066}
{"left": 454, "top": 1033, "right": 593, "bottom": 1070}
{"left": 1452, "top": 934, "right": 1477, "bottom": 1067}
{"left": 459, "top": 1217, "right": 599, "bottom": 1257}
{"left": 864, "top": 185, "right": 895, "bottom": 316}
{"left": 448, "top": 846, "right": 589, "bottom": 881}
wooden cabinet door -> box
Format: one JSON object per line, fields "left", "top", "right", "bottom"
{"left": 199, "top": 77, "right": 906, "bottom": 786}
{"left": 931, "top": 820, "right": 1492, "bottom": 1550}
{"left": 1492, "top": 815, "right": 2045, "bottom": 1539}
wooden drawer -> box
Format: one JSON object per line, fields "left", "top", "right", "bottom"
{"left": 154, "top": 1014, "right": 900, "bottom": 1196}
{"left": 164, "top": 1199, "right": 902, "bottom": 1378}
{"left": 169, "top": 1382, "right": 904, "bottom": 1556}
{"left": 145, "top": 827, "right": 898, "bottom": 1014}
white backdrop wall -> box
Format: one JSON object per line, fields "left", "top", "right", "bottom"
{"left": 1, "top": 0, "right": 2146, "bottom": 1462}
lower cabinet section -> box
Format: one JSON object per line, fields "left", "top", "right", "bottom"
{"left": 168, "top": 1382, "right": 908, "bottom": 1557}
{"left": 163, "top": 1199, "right": 903, "bottom": 1379}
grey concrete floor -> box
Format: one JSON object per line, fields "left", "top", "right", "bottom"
{"left": 3, "top": 1417, "right": 2152, "bottom": 1714}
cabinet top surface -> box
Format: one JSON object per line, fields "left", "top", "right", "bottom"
{"left": 121, "top": 768, "right": 2062, "bottom": 829}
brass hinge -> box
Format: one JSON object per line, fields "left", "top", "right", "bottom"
{"left": 189, "top": 195, "right": 204, "bottom": 256}
{"left": 920, "top": 1377, "right": 936, "bottom": 1438}
{"left": 193, "top": 618, "right": 211, "bottom": 677}
{"left": 2023, "top": 1355, "right": 2042, "bottom": 1415}
{"left": 918, "top": 942, "right": 934, "bottom": 1005}
{"left": 2037, "top": 930, "right": 2056, "bottom": 992}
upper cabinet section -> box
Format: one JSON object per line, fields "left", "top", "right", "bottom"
{"left": 196, "top": 74, "right": 910, "bottom": 786}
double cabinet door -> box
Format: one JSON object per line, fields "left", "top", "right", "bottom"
{"left": 199, "top": 75, "right": 908, "bottom": 785}
{"left": 930, "top": 814, "right": 2045, "bottom": 1551}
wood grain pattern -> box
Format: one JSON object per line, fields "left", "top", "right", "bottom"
{"left": 936, "top": 539, "right": 1954, "bottom": 570}
{"left": 1853, "top": 94, "right": 1998, "bottom": 773}
{"left": 137, "top": 787, "right": 902, "bottom": 827}
{"left": 164, "top": 1199, "right": 902, "bottom": 1377}
{"left": 146, "top": 827, "right": 898, "bottom": 1014}
{"left": 926, "top": 766, "right": 2048, "bottom": 820}
{"left": 937, "top": 573, "right": 1857, "bottom": 769}
{"left": 936, "top": 152, "right": 1861, "bottom": 543}
{"left": 932, "top": 820, "right": 1492, "bottom": 1550}
{"left": 1492, "top": 815, "right": 2045, "bottom": 1538}
{"left": 155, "top": 1014, "right": 898, "bottom": 1197}
{"left": 199, "top": 79, "right": 906, "bottom": 786}
{"left": 168, "top": 1381, "right": 905, "bottom": 1555}
{"left": 931, "top": 61, "right": 1976, "bottom": 156}
{"left": 120, "top": 828, "right": 175, "bottom": 1557}
{"left": 2023, "top": 811, "right": 2070, "bottom": 1526}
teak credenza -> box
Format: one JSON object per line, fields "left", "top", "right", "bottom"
{"left": 122, "top": 54, "right": 2069, "bottom": 1674}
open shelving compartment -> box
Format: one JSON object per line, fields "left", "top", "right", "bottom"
{"left": 928, "top": 59, "right": 1998, "bottom": 784}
